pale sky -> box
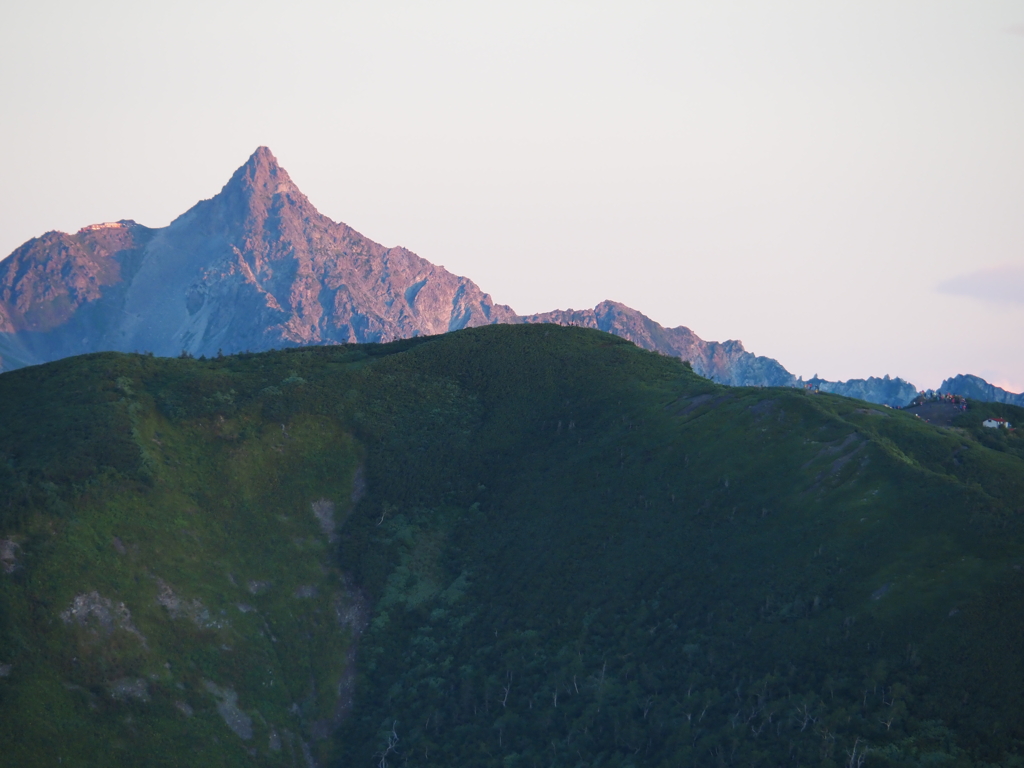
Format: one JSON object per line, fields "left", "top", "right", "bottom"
{"left": 1, "top": 1, "right": 1022, "bottom": 391}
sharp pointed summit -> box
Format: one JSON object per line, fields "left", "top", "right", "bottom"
{"left": 0, "top": 147, "right": 800, "bottom": 386}
{"left": 221, "top": 146, "right": 295, "bottom": 200}
{"left": 0, "top": 148, "right": 517, "bottom": 368}
{"left": 179, "top": 146, "right": 316, "bottom": 235}
{"left": 5, "top": 149, "right": 1015, "bottom": 408}
{"left": 246, "top": 144, "right": 281, "bottom": 170}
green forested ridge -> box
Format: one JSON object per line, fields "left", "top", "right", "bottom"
{"left": 0, "top": 325, "right": 1022, "bottom": 767}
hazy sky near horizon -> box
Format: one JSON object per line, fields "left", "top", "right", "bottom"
{"left": 1, "top": 1, "right": 1022, "bottom": 391}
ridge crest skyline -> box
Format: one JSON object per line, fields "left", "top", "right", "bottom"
{"left": 0, "top": 148, "right": 1020, "bottom": 407}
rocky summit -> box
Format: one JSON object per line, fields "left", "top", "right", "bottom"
{"left": 0, "top": 147, "right": 1019, "bottom": 408}
{"left": 939, "top": 373, "right": 1024, "bottom": 407}
{"left": 0, "top": 147, "right": 798, "bottom": 389}
{"left": 522, "top": 301, "right": 795, "bottom": 387}
{"left": 0, "top": 148, "right": 515, "bottom": 367}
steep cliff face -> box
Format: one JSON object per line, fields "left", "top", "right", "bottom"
{"left": 806, "top": 374, "right": 919, "bottom": 407}
{"left": 520, "top": 301, "right": 796, "bottom": 387}
{"left": 4, "top": 146, "right": 1014, "bottom": 409}
{"left": 940, "top": 374, "right": 1024, "bottom": 406}
{"left": 0, "top": 148, "right": 515, "bottom": 364}
{"left": 0, "top": 221, "right": 155, "bottom": 363}
{"left": 0, "top": 148, "right": 792, "bottom": 390}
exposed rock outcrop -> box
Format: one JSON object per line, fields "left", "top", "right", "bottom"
{"left": 60, "top": 591, "right": 147, "bottom": 645}
{"left": 155, "top": 579, "right": 228, "bottom": 629}
{"left": 521, "top": 301, "right": 796, "bottom": 387}
{"left": 1, "top": 146, "right": 1014, "bottom": 408}
{"left": 0, "top": 539, "right": 19, "bottom": 574}
{"left": 0, "top": 148, "right": 515, "bottom": 365}
{"left": 938, "top": 374, "right": 1024, "bottom": 407}
{"left": 806, "top": 374, "right": 919, "bottom": 408}
{"left": 0, "top": 149, "right": 787, "bottom": 390}
{"left": 203, "top": 681, "right": 253, "bottom": 740}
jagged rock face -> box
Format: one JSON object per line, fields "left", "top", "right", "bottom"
{"left": 11, "top": 145, "right": 1016, "bottom": 410}
{"left": 521, "top": 301, "right": 796, "bottom": 387}
{"left": 808, "top": 374, "right": 919, "bottom": 408}
{"left": 940, "top": 374, "right": 1024, "bottom": 406}
{"left": 0, "top": 147, "right": 515, "bottom": 365}
{"left": 0, "top": 226, "right": 127, "bottom": 334}
{"left": 0, "top": 148, "right": 789, "bottom": 388}
{"left": 0, "top": 222, "right": 155, "bottom": 368}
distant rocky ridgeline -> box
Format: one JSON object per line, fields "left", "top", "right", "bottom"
{"left": 937, "top": 374, "right": 1024, "bottom": 407}
{"left": 0, "top": 147, "right": 790, "bottom": 390}
{"left": 0, "top": 147, "right": 1018, "bottom": 408}
{"left": 802, "top": 374, "right": 919, "bottom": 408}
{"left": 520, "top": 302, "right": 796, "bottom": 388}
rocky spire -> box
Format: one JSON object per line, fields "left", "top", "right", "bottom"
{"left": 178, "top": 146, "right": 319, "bottom": 233}
{"left": 222, "top": 146, "right": 291, "bottom": 196}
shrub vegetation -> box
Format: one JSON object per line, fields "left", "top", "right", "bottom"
{"left": 0, "top": 324, "right": 1022, "bottom": 766}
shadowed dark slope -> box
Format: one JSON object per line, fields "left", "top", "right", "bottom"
{"left": 1, "top": 325, "right": 1023, "bottom": 766}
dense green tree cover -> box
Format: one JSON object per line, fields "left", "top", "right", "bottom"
{"left": 0, "top": 325, "right": 1022, "bottom": 766}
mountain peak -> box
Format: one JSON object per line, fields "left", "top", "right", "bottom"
{"left": 194, "top": 146, "right": 315, "bottom": 228}
{"left": 251, "top": 145, "right": 276, "bottom": 162}
{"left": 246, "top": 145, "right": 282, "bottom": 174}
{"left": 224, "top": 146, "right": 292, "bottom": 193}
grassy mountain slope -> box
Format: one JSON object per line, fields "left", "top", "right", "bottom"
{"left": 0, "top": 325, "right": 1022, "bottom": 767}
